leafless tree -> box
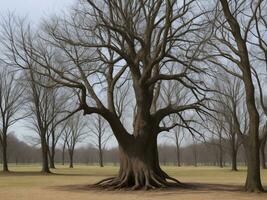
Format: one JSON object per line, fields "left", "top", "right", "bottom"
{"left": 206, "top": 75, "right": 243, "bottom": 170}
{"left": 0, "top": 67, "right": 25, "bottom": 172}
{"left": 63, "top": 113, "right": 87, "bottom": 168}
{"left": 204, "top": 110, "right": 225, "bottom": 168}
{"left": 0, "top": 16, "right": 72, "bottom": 173}
{"left": 160, "top": 81, "right": 188, "bottom": 167}
{"left": 24, "top": 70, "right": 59, "bottom": 173}
{"left": 88, "top": 115, "right": 112, "bottom": 167}
{"left": 45, "top": 89, "right": 69, "bottom": 169}
{"left": 192, "top": 138, "right": 198, "bottom": 167}
{"left": 201, "top": 0, "right": 267, "bottom": 192}
{"left": 168, "top": 122, "right": 185, "bottom": 167}
{"left": 61, "top": 130, "right": 69, "bottom": 166}
{"left": 0, "top": 0, "right": 212, "bottom": 189}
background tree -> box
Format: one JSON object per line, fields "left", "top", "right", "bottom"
{"left": 0, "top": 16, "right": 72, "bottom": 173}
{"left": 211, "top": 75, "right": 243, "bottom": 171}
{"left": 46, "top": 89, "right": 69, "bottom": 169}
{"left": 88, "top": 115, "right": 112, "bottom": 167}
{"left": 64, "top": 113, "right": 86, "bottom": 168}
{"left": 169, "top": 122, "right": 185, "bottom": 167}
{"left": 0, "top": 67, "right": 25, "bottom": 172}
{"left": 202, "top": 0, "right": 267, "bottom": 191}
{"left": 25, "top": 71, "right": 57, "bottom": 173}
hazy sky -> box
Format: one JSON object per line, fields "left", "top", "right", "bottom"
{"left": 0, "top": 0, "right": 75, "bottom": 142}
{"left": 0, "top": 0, "right": 190, "bottom": 148}
{"left": 0, "top": 0, "right": 75, "bottom": 22}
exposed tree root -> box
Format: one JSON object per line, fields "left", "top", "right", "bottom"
{"left": 93, "top": 169, "right": 187, "bottom": 190}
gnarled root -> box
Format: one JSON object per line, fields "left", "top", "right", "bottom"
{"left": 93, "top": 169, "right": 186, "bottom": 190}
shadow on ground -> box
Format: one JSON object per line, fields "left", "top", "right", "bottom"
{"left": 49, "top": 182, "right": 252, "bottom": 194}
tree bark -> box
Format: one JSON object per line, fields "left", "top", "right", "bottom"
{"left": 176, "top": 146, "right": 181, "bottom": 167}
{"left": 242, "top": 72, "right": 263, "bottom": 191}
{"left": 69, "top": 150, "right": 74, "bottom": 168}
{"left": 95, "top": 134, "right": 183, "bottom": 189}
{"left": 2, "top": 134, "right": 9, "bottom": 172}
{"left": 62, "top": 141, "right": 66, "bottom": 165}
{"left": 231, "top": 147, "right": 238, "bottom": 171}
{"left": 99, "top": 148, "right": 104, "bottom": 167}
{"left": 48, "top": 149, "right": 56, "bottom": 169}
{"left": 245, "top": 146, "right": 263, "bottom": 192}
{"left": 231, "top": 133, "right": 238, "bottom": 171}
{"left": 98, "top": 131, "right": 104, "bottom": 167}
{"left": 260, "top": 139, "right": 266, "bottom": 169}
{"left": 41, "top": 135, "right": 50, "bottom": 173}
{"left": 49, "top": 133, "right": 56, "bottom": 169}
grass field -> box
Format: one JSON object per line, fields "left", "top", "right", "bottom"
{"left": 0, "top": 164, "right": 267, "bottom": 200}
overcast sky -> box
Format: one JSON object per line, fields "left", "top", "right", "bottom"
{"left": 0, "top": 0, "right": 76, "bottom": 142}
{"left": 0, "top": 0, "right": 191, "bottom": 148}
{"left": 0, "top": 0, "right": 75, "bottom": 22}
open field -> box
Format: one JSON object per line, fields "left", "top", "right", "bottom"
{"left": 0, "top": 165, "right": 267, "bottom": 200}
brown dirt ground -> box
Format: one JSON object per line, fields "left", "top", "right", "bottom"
{"left": 0, "top": 166, "right": 267, "bottom": 200}
{"left": 1, "top": 183, "right": 267, "bottom": 200}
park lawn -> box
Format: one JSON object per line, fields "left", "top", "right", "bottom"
{"left": 0, "top": 164, "right": 267, "bottom": 200}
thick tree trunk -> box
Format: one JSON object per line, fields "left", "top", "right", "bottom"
{"left": 244, "top": 141, "right": 264, "bottom": 192}
{"left": 2, "top": 136, "right": 9, "bottom": 172}
{"left": 95, "top": 135, "right": 184, "bottom": 190}
{"left": 41, "top": 136, "right": 50, "bottom": 173}
{"left": 231, "top": 148, "right": 238, "bottom": 171}
{"left": 243, "top": 87, "right": 263, "bottom": 192}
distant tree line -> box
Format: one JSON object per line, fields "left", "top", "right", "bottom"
{"left": 1, "top": 133, "right": 263, "bottom": 167}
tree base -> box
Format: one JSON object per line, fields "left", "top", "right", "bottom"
{"left": 245, "top": 179, "right": 265, "bottom": 193}
{"left": 231, "top": 169, "right": 238, "bottom": 171}
{"left": 1, "top": 170, "right": 10, "bottom": 174}
{"left": 93, "top": 169, "right": 187, "bottom": 190}
{"left": 41, "top": 169, "right": 52, "bottom": 174}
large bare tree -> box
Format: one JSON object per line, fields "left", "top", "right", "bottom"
{"left": 0, "top": 1, "right": 212, "bottom": 189}
{"left": 31, "top": 0, "right": 210, "bottom": 189}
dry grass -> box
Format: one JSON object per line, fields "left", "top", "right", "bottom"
{"left": 0, "top": 164, "right": 267, "bottom": 200}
